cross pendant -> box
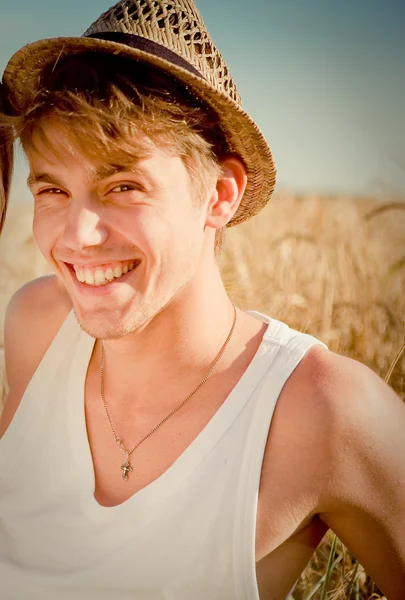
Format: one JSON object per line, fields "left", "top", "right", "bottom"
{"left": 120, "top": 458, "right": 133, "bottom": 482}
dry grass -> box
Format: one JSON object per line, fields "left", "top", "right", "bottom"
{"left": 0, "top": 191, "right": 404, "bottom": 599}
{"left": 221, "top": 191, "right": 405, "bottom": 401}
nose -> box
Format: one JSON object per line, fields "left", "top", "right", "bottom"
{"left": 62, "top": 197, "right": 108, "bottom": 251}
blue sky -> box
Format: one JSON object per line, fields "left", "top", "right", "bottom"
{"left": 1, "top": 0, "right": 404, "bottom": 203}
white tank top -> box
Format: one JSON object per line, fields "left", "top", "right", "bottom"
{"left": 0, "top": 310, "right": 326, "bottom": 600}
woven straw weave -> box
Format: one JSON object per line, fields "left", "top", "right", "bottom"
{"left": 84, "top": 0, "right": 242, "bottom": 105}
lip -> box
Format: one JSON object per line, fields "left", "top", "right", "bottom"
{"left": 62, "top": 259, "right": 140, "bottom": 269}
{"left": 63, "top": 260, "right": 141, "bottom": 297}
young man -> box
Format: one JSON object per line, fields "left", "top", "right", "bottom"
{"left": 0, "top": 1, "right": 404, "bottom": 599}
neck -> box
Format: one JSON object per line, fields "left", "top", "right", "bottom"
{"left": 93, "top": 268, "right": 239, "bottom": 410}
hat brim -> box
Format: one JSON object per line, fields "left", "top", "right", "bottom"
{"left": 3, "top": 36, "right": 276, "bottom": 226}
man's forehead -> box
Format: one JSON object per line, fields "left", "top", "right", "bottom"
{"left": 25, "top": 118, "right": 155, "bottom": 168}
{"left": 25, "top": 120, "right": 182, "bottom": 187}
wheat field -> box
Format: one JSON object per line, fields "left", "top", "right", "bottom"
{"left": 0, "top": 191, "right": 404, "bottom": 599}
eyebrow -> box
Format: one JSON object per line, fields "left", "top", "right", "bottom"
{"left": 92, "top": 163, "right": 147, "bottom": 182}
{"left": 27, "top": 162, "right": 150, "bottom": 189}
{"left": 27, "top": 172, "right": 65, "bottom": 188}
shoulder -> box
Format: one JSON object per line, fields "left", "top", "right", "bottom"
{"left": 290, "top": 343, "right": 402, "bottom": 441}
{"left": 262, "top": 343, "right": 404, "bottom": 507}
{"left": 5, "top": 275, "right": 72, "bottom": 385}
{"left": 283, "top": 344, "right": 403, "bottom": 500}
{"left": 278, "top": 341, "right": 401, "bottom": 425}
{"left": 5, "top": 273, "right": 71, "bottom": 317}
{"left": 1, "top": 276, "right": 72, "bottom": 435}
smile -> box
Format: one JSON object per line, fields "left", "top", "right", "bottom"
{"left": 69, "top": 260, "right": 141, "bottom": 287}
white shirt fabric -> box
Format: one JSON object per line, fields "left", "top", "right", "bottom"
{"left": 0, "top": 310, "right": 326, "bottom": 599}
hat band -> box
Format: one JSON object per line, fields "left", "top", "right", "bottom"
{"left": 86, "top": 32, "right": 205, "bottom": 80}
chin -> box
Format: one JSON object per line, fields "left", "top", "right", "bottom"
{"left": 72, "top": 300, "right": 157, "bottom": 340}
{"left": 71, "top": 310, "right": 123, "bottom": 340}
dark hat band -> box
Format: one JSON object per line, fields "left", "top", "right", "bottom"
{"left": 86, "top": 32, "right": 205, "bottom": 80}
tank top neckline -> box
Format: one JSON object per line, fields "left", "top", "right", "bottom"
{"left": 67, "top": 310, "right": 278, "bottom": 519}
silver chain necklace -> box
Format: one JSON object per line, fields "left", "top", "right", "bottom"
{"left": 100, "top": 304, "right": 237, "bottom": 482}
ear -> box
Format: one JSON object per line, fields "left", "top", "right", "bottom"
{"left": 205, "top": 156, "right": 247, "bottom": 229}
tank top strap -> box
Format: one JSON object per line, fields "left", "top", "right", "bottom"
{"left": 23, "top": 309, "right": 81, "bottom": 397}
{"left": 0, "top": 309, "right": 82, "bottom": 461}
{"left": 248, "top": 310, "right": 326, "bottom": 352}
{"left": 235, "top": 310, "right": 327, "bottom": 598}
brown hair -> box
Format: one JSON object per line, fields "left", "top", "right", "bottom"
{"left": 8, "top": 53, "right": 229, "bottom": 252}
{"left": 0, "top": 86, "right": 13, "bottom": 234}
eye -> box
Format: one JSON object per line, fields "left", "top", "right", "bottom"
{"left": 109, "top": 183, "right": 140, "bottom": 193}
{"left": 37, "top": 187, "right": 65, "bottom": 195}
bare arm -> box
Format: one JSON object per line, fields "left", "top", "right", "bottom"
{"left": 312, "top": 349, "right": 405, "bottom": 599}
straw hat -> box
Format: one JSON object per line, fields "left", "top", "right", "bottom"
{"left": 2, "top": 0, "right": 276, "bottom": 226}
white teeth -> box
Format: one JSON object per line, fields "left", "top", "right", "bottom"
{"left": 84, "top": 268, "right": 95, "bottom": 285}
{"left": 105, "top": 267, "right": 114, "bottom": 281}
{"left": 94, "top": 268, "right": 106, "bottom": 284}
{"left": 74, "top": 262, "right": 137, "bottom": 286}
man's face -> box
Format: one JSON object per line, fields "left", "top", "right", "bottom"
{"left": 27, "top": 126, "right": 213, "bottom": 339}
